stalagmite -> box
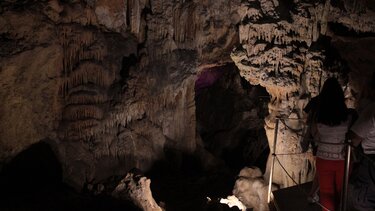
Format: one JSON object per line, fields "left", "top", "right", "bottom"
{"left": 112, "top": 172, "right": 162, "bottom": 211}
{"left": 230, "top": 167, "right": 276, "bottom": 211}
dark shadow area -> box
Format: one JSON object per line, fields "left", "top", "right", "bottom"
{"left": 139, "top": 63, "right": 272, "bottom": 210}
{"left": 0, "top": 140, "right": 139, "bottom": 211}
{"left": 272, "top": 182, "right": 321, "bottom": 211}
{"left": 222, "top": 129, "right": 270, "bottom": 174}
{"left": 146, "top": 148, "right": 240, "bottom": 211}
{"left": 120, "top": 54, "right": 137, "bottom": 84}
{"left": 328, "top": 22, "right": 375, "bottom": 38}
{"left": 195, "top": 63, "right": 270, "bottom": 174}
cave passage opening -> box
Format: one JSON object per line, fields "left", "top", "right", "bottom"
{"left": 195, "top": 63, "right": 270, "bottom": 174}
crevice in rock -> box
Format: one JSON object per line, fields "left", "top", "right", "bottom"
{"left": 120, "top": 54, "right": 137, "bottom": 86}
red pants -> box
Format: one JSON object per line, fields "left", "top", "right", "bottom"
{"left": 316, "top": 157, "right": 345, "bottom": 211}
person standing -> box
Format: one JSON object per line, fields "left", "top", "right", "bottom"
{"left": 348, "top": 73, "right": 375, "bottom": 211}
{"left": 312, "top": 77, "right": 354, "bottom": 211}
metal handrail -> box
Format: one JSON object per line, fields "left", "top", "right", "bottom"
{"left": 267, "top": 118, "right": 279, "bottom": 203}
{"left": 266, "top": 114, "right": 375, "bottom": 211}
{"left": 341, "top": 140, "right": 351, "bottom": 211}
{"left": 266, "top": 116, "right": 352, "bottom": 211}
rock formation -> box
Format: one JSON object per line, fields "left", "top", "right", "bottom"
{"left": 112, "top": 171, "right": 163, "bottom": 211}
{"left": 0, "top": 0, "right": 243, "bottom": 189}
{"left": 231, "top": 0, "right": 375, "bottom": 187}
{"left": 232, "top": 167, "right": 276, "bottom": 211}
{"left": 219, "top": 195, "right": 247, "bottom": 211}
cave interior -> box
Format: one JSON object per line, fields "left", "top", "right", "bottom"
{"left": 0, "top": 0, "right": 374, "bottom": 210}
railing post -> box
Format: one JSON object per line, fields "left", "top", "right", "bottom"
{"left": 268, "top": 118, "right": 279, "bottom": 203}
{"left": 341, "top": 141, "right": 351, "bottom": 211}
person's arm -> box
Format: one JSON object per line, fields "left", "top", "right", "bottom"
{"left": 347, "top": 130, "right": 363, "bottom": 147}
{"left": 349, "top": 104, "right": 375, "bottom": 147}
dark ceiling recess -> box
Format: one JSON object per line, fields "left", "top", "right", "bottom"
{"left": 329, "top": 22, "right": 375, "bottom": 37}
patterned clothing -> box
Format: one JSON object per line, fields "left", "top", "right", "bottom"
{"left": 316, "top": 121, "right": 350, "bottom": 160}
{"left": 315, "top": 114, "right": 352, "bottom": 211}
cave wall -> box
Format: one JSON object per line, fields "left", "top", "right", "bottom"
{"left": 0, "top": 0, "right": 375, "bottom": 191}
{"left": 0, "top": 10, "right": 62, "bottom": 162}
{"left": 0, "top": 0, "right": 242, "bottom": 188}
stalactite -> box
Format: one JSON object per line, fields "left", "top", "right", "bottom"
{"left": 59, "top": 26, "right": 105, "bottom": 76}
{"left": 173, "top": 6, "right": 181, "bottom": 42}
{"left": 58, "top": 25, "right": 112, "bottom": 141}
{"left": 63, "top": 105, "right": 103, "bottom": 120}
{"left": 187, "top": 5, "right": 197, "bottom": 42}
{"left": 93, "top": 77, "right": 193, "bottom": 141}
{"left": 172, "top": 3, "right": 196, "bottom": 44}
{"left": 100, "top": 101, "right": 147, "bottom": 136}
{"left": 129, "top": 0, "right": 141, "bottom": 35}
{"left": 84, "top": 8, "right": 97, "bottom": 26}
{"left": 239, "top": 25, "right": 249, "bottom": 43}
{"left": 66, "top": 119, "right": 100, "bottom": 135}
{"left": 66, "top": 94, "right": 108, "bottom": 105}
{"left": 66, "top": 85, "right": 100, "bottom": 97}
{"left": 61, "top": 63, "right": 113, "bottom": 94}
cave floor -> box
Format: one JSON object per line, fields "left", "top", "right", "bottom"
{"left": 273, "top": 182, "right": 362, "bottom": 211}
{"left": 272, "top": 182, "right": 321, "bottom": 211}
{"left": 146, "top": 159, "right": 240, "bottom": 211}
